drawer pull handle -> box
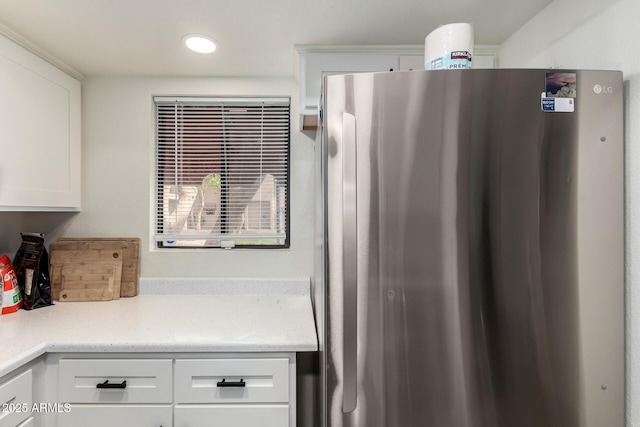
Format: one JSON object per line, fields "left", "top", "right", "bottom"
{"left": 216, "top": 378, "right": 246, "bottom": 388}
{"left": 96, "top": 380, "right": 127, "bottom": 389}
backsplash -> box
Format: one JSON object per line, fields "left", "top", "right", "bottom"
{"left": 139, "top": 277, "right": 310, "bottom": 296}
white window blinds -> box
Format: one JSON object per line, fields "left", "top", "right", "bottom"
{"left": 154, "top": 97, "right": 290, "bottom": 248}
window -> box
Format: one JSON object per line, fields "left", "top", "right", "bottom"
{"left": 154, "top": 97, "right": 290, "bottom": 248}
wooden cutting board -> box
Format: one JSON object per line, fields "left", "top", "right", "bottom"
{"left": 59, "top": 261, "right": 122, "bottom": 301}
{"left": 50, "top": 238, "right": 140, "bottom": 298}
{"left": 49, "top": 247, "right": 123, "bottom": 301}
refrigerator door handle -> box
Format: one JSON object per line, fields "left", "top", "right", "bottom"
{"left": 342, "top": 112, "right": 358, "bottom": 413}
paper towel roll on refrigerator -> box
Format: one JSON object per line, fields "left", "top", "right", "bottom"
{"left": 424, "top": 23, "right": 474, "bottom": 70}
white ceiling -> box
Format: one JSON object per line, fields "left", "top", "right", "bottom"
{"left": 0, "top": 0, "right": 553, "bottom": 78}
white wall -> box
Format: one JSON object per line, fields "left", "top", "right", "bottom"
{"left": 500, "top": 0, "right": 638, "bottom": 424}
{"left": 60, "top": 76, "right": 315, "bottom": 279}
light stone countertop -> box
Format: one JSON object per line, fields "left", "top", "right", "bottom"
{"left": 0, "top": 278, "right": 318, "bottom": 378}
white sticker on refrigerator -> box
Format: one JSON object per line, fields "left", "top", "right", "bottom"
{"left": 541, "top": 92, "right": 575, "bottom": 112}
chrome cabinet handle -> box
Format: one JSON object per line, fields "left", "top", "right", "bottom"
{"left": 342, "top": 112, "right": 358, "bottom": 413}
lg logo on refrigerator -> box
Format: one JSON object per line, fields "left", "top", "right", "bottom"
{"left": 593, "top": 84, "right": 614, "bottom": 94}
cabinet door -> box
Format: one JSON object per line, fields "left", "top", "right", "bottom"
{"left": 175, "top": 405, "right": 289, "bottom": 427}
{"left": 0, "top": 370, "right": 32, "bottom": 427}
{"left": 300, "top": 52, "right": 398, "bottom": 112}
{"left": 0, "top": 34, "right": 81, "bottom": 211}
{"left": 58, "top": 405, "right": 172, "bottom": 427}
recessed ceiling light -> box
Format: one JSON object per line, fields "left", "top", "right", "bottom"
{"left": 182, "top": 34, "right": 217, "bottom": 54}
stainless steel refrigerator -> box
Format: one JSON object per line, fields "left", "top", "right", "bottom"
{"left": 313, "top": 69, "right": 624, "bottom": 427}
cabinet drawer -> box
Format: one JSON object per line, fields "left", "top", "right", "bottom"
{"left": 175, "top": 404, "right": 289, "bottom": 427}
{"left": 58, "top": 405, "right": 172, "bottom": 427}
{"left": 0, "top": 370, "right": 32, "bottom": 427}
{"left": 175, "top": 358, "right": 289, "bottom": 404}
{"left": 58, "top": 359, "right": 172, "bottom": 403}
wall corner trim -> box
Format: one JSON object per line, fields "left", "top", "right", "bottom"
{"left": 0, "top": 23, "right": 84, "bottom": 80}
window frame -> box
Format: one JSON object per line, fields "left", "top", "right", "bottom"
{"left": 153, "top": 96, "right": 291, "bottom": 250}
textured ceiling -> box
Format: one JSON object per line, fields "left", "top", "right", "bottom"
{"left": 0, "top": 0, "right": 553, "bottom": 77}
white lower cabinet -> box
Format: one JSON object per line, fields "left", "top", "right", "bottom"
{"left": 174, "top": 358, "right": 292, "bottom": 427}
{"left": 175, "top": 405, "right": 289, "bottom": 427}
{"left": 174, "top": 358, "right": 290, "bottom": 404}
{"left": 57, "top": 359, "right": 173, "bottom": 404}
{"left": 58, "top": 405, "right": 172, "bottom": 427}
{"left": 56, "top": 358, "right": 173, "bottom": 427}
{"left": 0, "top": 369, "right": 33, "bottom": 427}
{"left": 52, "top": 353, "right": 296, "bottom": 427}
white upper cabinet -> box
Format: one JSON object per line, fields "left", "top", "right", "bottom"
{"left": 295, "top": 45, "right": 498, "bottom": 130}
{"left": 0, "top": 34, "right": 81, "bottom": 211}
